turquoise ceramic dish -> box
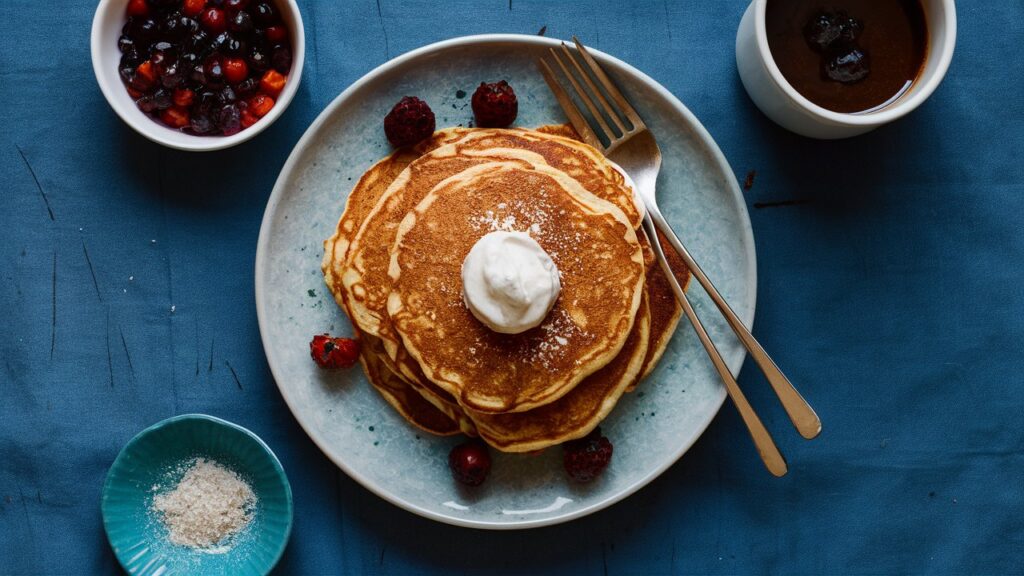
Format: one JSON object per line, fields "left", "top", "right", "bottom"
{"left": 101, "top": 414, "right": 293, "bottom": 576}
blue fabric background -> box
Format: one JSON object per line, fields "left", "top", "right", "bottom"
{"left": 1, "top": 1, "right": 1022, "bottom": 574}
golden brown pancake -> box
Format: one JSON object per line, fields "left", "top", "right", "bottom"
{"left": 457, "top": 129, "right": 642, "bottom": 228}
{"left": 322, "top": 125, "right": 690, "bottom": 444}
{"left": 322, "top": 128, "right": 468, "bottom": 312}
{"left": 359, "top": 334, "right": 460, "bottom": 436}
{"left": 387, "top": 160, "right": 644, "bottom": 414}
{"left": 338, "top": 128, "right": 638, "bottom": 362}
{"left": 468, "top": 290, "right": 651, "bottom": 452}
{"left": 634, "top": 228, "right": 691, "bottom": 386}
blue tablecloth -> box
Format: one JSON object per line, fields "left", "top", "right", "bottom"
{"left": 2, "top": 1, "right": 1022, "bottom": 574}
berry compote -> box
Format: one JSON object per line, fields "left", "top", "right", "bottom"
{"left": 117, "top": 0, "right": 293, "bottom": 136}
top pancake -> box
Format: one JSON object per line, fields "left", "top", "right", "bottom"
{"left": 387, "top": 160, "right": 645, "bottom": 413}
{"left": 459, "top": 129, "right": 643, "bottom": 228}
{"left": 337, "top": 128, "right": 640, "bottom": 360}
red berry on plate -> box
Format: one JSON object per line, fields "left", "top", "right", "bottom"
{"left": 309, "top": 334, "right": 360, "bottom": 369}
{"left": 448, "top": 440, "right": 492, "bottom": 486}
{"left": 182, "top": 0, "right": 206, "bottom": 17}
{"left": 563, "top": 427, "right": 613, "bottom": 482}
{"left": 200, "top": 7, "right": 227, "bottom": 33}
{"left": 265, "top": 25, "right": 287, "bottom": 43}
{"left": 471, "top": 80, "right": 518, "bottom": 128}
{"left": 383, "top": 96, "right": 436, "bottom": 148}
{"left": 222, "top": 57, "right": 249, "bottom": 83}
{"left": 126, "top": 0, "right": 150, "bottom": 17}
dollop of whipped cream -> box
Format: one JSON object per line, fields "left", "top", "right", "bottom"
{"left": 461, "top": 231, "right": 561, "bottom": 334}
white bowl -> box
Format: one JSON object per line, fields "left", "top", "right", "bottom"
{"left": 735, "top": 0, "right": 956, "bottom": 139}
{"left": 91, "top": 0, "right": 305, "bottom": 151}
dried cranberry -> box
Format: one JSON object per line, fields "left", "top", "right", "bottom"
{"left": 235, "top": 76, "right": 259, "bottom": 96}
{"left": 228, "top": 10, "right": 253, "bottom": 33}
{"left": 136, "top": 94, "right": 158, "bottom": 113}
{"left": 190, "top": 112, "right": 215, "bottom": 134}
{"left": 248, "top": 45, "right": 269, "bottom": 72}
{"left": 448, "top": 440, "right": 492, "bottom": 486}
{"left": 471, "top": 80, "right": 518, "bottom": 128}
{"left": 219, "top": 104, "right": 242, "bottom": 135}
{"left": 383, "top": 96, "right": 435, "bottom": 148}
{"left": 118, "top": 35, "right": 135, "bottom": 53}
{"left": 270, "top": 45, "right": 291, "bottom": 73}
{"left": 200, "top": 7, "right": 227, "bottom": 33}
{"left": 126, "top": 0, "right": 150, "bottom": 17}
{"left": 251, "top": 2, "right": 277, "bottom": 25}
{"left": 264, "top": 25, "right": 286, "bottom": 43}
{"left": 203, "top": 55, "right": 225, "bottom": 84}
{"left": 151, "top": 89, "right": 174, "bottom": 110}
{"left": 120, "top": 48, "right": 144, "bottom": 69}
{"left": 563, "top": 427, "right": 613, "bottom": 482}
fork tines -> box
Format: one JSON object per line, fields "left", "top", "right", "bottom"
{"left": 538, "top": 36, "right": 646, "bottom": 154}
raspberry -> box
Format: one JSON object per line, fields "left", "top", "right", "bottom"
{"left": 309, "top": 334, "right": 360, "bottom": 369}
{"left": 563, "top": 427, "right": 613, "bottom": 482}
{"left": 448, "top": 440, "right": 492, "bottom": 486}
{"left": 383, "top": 96, "right": 436, "bottom": 148}
{"left": 471, "top": 80, "right": 518, "bottom": 128}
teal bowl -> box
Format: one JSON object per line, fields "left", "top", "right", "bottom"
{"left": 102, "top": 414, "right": 293, "bottom": 575}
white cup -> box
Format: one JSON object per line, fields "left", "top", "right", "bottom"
{"left": 735, "top": 0, "right": 956, "bottom": 139}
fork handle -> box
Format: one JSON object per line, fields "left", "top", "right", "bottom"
{"left": 648, "top": 209, "right": 822, "bottom": 440}
{"left": 643, "top": 216, "right": 788, "bottom": 477}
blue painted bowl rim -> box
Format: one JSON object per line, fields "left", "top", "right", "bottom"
{"left": 101, "top": 413, "right": 294, "bottom": 575}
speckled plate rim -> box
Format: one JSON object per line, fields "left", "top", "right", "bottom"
{"left": 255, "top": 33, "right": 757, "bottom": 530}
{"left": 100, "top": 413, "right": 295, "bottom": 572}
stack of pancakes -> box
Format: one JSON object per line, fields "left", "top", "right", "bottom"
{"left": 322, "top": 126, "right": 689, "bottom": 452}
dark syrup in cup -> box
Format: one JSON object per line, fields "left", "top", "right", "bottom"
{"left": 766, "top": 0, "right": 928, "bottom": 114}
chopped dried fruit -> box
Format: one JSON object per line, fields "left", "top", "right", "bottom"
{"left": 173, "top": 88, "right": 195, "bottom": 107}
{"left": 471, "top": 80, "right": 518, "bottom": 128}
{"left": 240, "top": 108, "right": 259, "bottom": 128}
{"left": 117, "top": 0, "right": 291, "bottom": 136}
{"left": 248, "top": 93, "right": 275, "bottom": 117}
{"left": 160, "top": 106, "right": 191, "bottom": 128}
{"left": 448, "top": 440, "right": 492, "bottom": 486}
{"left": 383, "top": 96, "right": 435, "bottom": 148}
{"left": 563, "top": 427, "right": 613, "bottom": 482}
{"left": 259, "top": 69, "right": 286, "bottom": 96}
{"left": 309, "top": 334, "right": 360, "bottom": 369}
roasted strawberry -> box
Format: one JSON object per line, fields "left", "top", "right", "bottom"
{"left": 309, "top": 334, "right": 360, "bottom": 369}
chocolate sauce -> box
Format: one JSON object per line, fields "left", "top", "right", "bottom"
{"left": 766, "top": 0, "right": 928, "bottom": 114}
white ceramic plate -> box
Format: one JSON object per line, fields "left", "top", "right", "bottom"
{"left": 255, "top": 34, "right": 756, "bottom": 529}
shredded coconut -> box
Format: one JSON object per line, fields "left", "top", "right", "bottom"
{"left": 150, "top": 458, "right": 256, "bottom": 550}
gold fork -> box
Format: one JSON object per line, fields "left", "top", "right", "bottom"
{"left": 540, "top": 37, "right": 822, "bottom": 476}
